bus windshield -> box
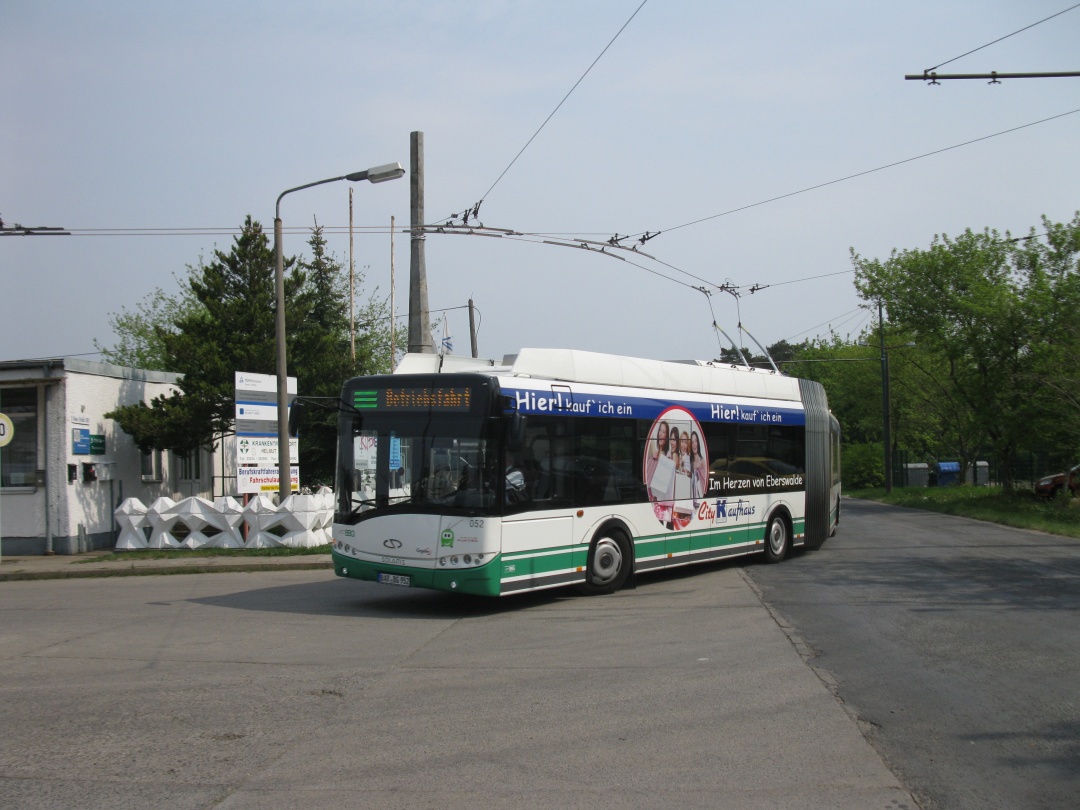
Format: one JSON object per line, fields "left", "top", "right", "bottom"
{"left": 341, "top": 416, "right": 499, "bottom": 520}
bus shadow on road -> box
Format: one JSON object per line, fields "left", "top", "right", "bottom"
{"left": 186, "top": 554, "right": 767, "bottom": 619}
{"left": 187, "top": 577, "right": 574, "bottom": 619}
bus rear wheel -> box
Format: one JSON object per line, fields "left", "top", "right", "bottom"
{"left": 579, "top": 529, "right": 632, "bottom": 595}
{"left": 764, "top": 514, "right": 789, "bottom": 564}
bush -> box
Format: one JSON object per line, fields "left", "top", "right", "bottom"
{"left": 843, "top": 442, "right": 884, "bottom": 489}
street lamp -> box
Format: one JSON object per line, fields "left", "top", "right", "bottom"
{"left": 274, "top": 162, "right": 405, "bottom": 502}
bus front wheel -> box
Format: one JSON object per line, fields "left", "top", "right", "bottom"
{"left": 579, "top": 529, "right": 632, "bottom": 594}
{"left": 764, "top": 514, "right": 790, "bottom": 564}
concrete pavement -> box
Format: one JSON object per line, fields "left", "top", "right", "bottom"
{"left": 0, "top": 549, "right": 920, "bottom": 809}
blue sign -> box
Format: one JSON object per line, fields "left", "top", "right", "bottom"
{"left": 72, "top": 428, "right": 91, "bottom": 455}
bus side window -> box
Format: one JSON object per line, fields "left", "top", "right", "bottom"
{"left": 526, "top": 434, "right": 552, "bottom": 499}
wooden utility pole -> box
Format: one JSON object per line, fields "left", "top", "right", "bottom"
{"left": 408, "top": 131, "right": 433, "bottom": 353}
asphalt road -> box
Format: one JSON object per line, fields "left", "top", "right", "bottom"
{"left": 746, "top": 497, "right": 1080, "bottom": 810}
{"left": 0, "top": 555, "right": 914, "bottom": 809}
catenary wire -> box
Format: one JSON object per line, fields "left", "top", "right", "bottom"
{"left": 474, "top": 0, "right": 650, "bottom": 207}
{"left": 762, "top": 269, "right": 854, "bottom": 287}
{"left": 784, "top": 306, "right": 866, "bottom": 341}
{"left": 636, "top": 107, "right": 1080, "bottom": 239}
{"left": 55, "top": 107, "right": 1079, "bottom": 244}
{"left": 925, "top": 3, "right": 1080, "bottom": 73}
{"left": 497, "top": 232, "right": 703, "bottom": 291}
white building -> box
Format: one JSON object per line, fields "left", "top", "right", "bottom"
{"left": 0, "top": 358, "right": 232, "bottom": 555}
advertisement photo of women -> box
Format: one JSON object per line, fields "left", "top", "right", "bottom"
{"left": 643, "top": 407, "right": 709, "bottom": 531}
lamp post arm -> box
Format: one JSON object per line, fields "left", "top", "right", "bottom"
{"left": 276, "top": 176, "right": 349, "bottom": 219}
{"left": 271, "top": 162, "right": 404, "bottom": 501}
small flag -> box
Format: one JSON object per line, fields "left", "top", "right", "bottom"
{"left": 441, "top": 319, "right": 453, "bottom": 355}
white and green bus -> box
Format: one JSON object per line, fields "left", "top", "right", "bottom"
{"left": 331, "top": 348, "right": 840, "bottom": 596}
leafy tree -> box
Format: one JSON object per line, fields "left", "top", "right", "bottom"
{"left": 107, "top": 216, "right": 302, "bottom": 454}
{"left": 289, "top": 225, "right": 395, "bottom": 483}
{"left": 850, "top": 214, "right": 1080, "bottom": 488}
{"left": 1010, "top": 214, "right": 1080, "bottom": 467}
{"left": 716, "top": 338, "right": 801, "bottom": 369}
{"left": 104, "top": 216, "right": 397, "bottom": 484}
{"left": 93, "top": 281, "right": 202, "bottom": 371}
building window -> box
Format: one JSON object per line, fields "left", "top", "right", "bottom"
{"left": 178, "top": 449, "right": 201, "bottom": 482}
{"left": 141, "top": 448, "right": 164, "bottom": 482}
{"left": 1, "top": 388, "right": 37, "bottom": 488}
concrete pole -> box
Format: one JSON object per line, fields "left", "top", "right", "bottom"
{"left": 469, "top": 298, "right": 478, "bottom": 358}
{"left": 409, "top": 131, "right": 433, "bottom": 353}
{"left": 390, "top": 215, "right": 396, "bottom": 367}
{"left": 349, "top": 188, "right": 355, "bottom": 361}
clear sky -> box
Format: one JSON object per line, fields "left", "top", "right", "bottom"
{"left": 3, "top": 1, "right": 1078, "bottom": 366}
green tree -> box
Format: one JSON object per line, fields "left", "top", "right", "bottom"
{"left": 289, "top": 225, "right": 395, "bottom": 483}
{"left": 104, "top": 216, "right": 396, "bottom": 484}
{"left": 786, "top": 327, "right": 963, "bottom": 486}
{"left": 1011, "top": 214, "right": 1080, "bottom": 468}
{"left": 851, "top": 214, "right": 1080, "bottom": 488}
{"left": 106, "top": 216, "right": 302, "bottom": 455}
{"left": 716, "top": 338, "right": 801, "bottom": 369}
{"left": 93, "top": 281, "right": 202, "bottom": 371}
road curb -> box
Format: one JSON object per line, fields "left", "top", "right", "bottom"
{"left": 0, "top": 560, "right": 334, "bottom": 582}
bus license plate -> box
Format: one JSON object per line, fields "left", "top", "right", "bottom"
{"left": 377, "top": 572, "right": 411, "bottom": 587}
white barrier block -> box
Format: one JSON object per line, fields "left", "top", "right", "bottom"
{"left": 114, "top": 498, "right": 149, "bottom": 549}
{"left": 209, "top": 496, "right": 246, "bottom": 548}
{"left": 146, "top": 497, "right": 182, "bottom": 549}
{"left": 243, "top": 494, "right": 283, "bottom": 548}
{"left": 174, "top": 496, "right": 218, "bottom": 549}
{"left": 276, "top": 493, "right": 326, "bottom": 547}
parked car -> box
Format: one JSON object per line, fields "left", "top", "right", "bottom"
{"left": 1035, "top": 464, "right": 1080, "bottom": 499}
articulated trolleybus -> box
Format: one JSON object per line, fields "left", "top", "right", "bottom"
{"left": 332, "top": 348, "right": 840, "bottom": 597}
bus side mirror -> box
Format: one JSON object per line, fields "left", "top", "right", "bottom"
{"left": 287, "top": 400, "right": 304, "bottom": 437}
{"left": 506, "top": 413, "right": 527, "bottom": 452}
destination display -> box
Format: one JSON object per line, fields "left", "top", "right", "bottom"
{"left": 354, "top": 386, "right": 474, "bottom": 412}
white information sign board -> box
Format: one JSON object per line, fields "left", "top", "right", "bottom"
{"left": 235, "top": 371, "right": 300, "bottom": 494}
{"left": 238, "top": 466, "right": 300, "bottom": 494}
{"left": 237, "top": 436, "right": 298, "bottom": 465}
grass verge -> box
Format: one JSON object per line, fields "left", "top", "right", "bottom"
{"left": 847, "top": 486, "right": 1080, "bottom": 539}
